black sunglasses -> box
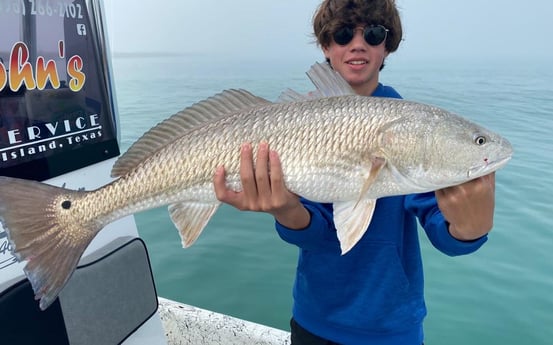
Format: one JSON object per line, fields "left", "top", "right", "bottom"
{"left": 332, "top": 25, "right": 389, "bottom": 46}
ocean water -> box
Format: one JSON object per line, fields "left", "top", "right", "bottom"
{"left": 111, "top": 55, "right": 553, "bottom": 344}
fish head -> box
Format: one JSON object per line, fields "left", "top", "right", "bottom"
{"left": 377, "top": 106, "right": 513, "bottom": 191}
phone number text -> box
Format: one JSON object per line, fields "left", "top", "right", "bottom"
{"left": 0, "top": 0, "right": 84, "bottom": 19}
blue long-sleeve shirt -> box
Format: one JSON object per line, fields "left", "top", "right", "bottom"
{"left": 275, "top": 84, "right": 487, "bottom": 345}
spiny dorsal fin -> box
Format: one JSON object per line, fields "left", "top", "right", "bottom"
{"left": 275, "top": 62, "right": 355, "bottom": 104}
{"left": 276, "top": 88, "right": 308, "bottom": 103}
{"left": 275, "top": 88, "right": 324, "bottom": 103}
{"left": 306, "top": 62, "right": 356, "bottom": 97}
{"left": 276, "top": 62, "right": 354, "bottom": 103}
{"left": 111, "top": 89, "right": 271, "bottom": 177}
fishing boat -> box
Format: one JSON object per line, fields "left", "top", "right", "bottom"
{"left": 0, "top": 1, "right": 289, "bottom": 343}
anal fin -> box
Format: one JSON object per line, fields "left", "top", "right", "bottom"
{"left": 168, "top": 202, "right": 220, "bottom": 248}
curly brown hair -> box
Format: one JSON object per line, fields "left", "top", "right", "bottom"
{"left": 313, "top": 0, "right": 403, "bottom": 53}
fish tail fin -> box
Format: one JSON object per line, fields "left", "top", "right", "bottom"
{"left": 0, "top": 176, "right": 97, "bottom": 310}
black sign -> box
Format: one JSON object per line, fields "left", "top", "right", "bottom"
{"left": 0, "top": 0, "right": 119, "bottom": 181}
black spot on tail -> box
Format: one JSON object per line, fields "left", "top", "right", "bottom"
{"left": 61, "top": 200, "right": 72, "bottom": 209}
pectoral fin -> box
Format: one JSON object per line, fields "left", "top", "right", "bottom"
{"left": 168, "top": 202, "right": 220, "bottom": 248}
{"left": 355, "top": 156, "right": 386, "bottom": 208}
{"left": 334, "top": 156, "right": 386, "bottom": 254}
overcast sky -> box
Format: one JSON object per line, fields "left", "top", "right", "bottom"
{"left": 103, "top": 0, "right": 553, "bottom": 62}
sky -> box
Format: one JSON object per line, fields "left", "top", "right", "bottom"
{"left": 102, "top": 0, "right": 553, "bottom": 62}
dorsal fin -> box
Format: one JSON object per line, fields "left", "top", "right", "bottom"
{"left": 306, "top": 62, "right": 356, "bottom": 97}
{"left": 276, "top": 88, "right": 309, "bottom": 103}
{"left": 276, "top": 88, "right": 323, "bottom": 103}
{"left": 111, "top": 89, "right": 271, "bottom": 177}
{"left": 275, "top": 62, "right": 355, "bottom": 104}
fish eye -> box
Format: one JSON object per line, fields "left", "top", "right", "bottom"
{"left": 474, "top": 135, "right": 487, "bottom": 146}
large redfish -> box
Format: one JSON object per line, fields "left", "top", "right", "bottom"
{"left": 0, "top": 63, "right": 512, "bottom": 310}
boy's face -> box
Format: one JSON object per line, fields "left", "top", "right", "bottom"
{"left": 323, "top": 26, "right": 389, "bottom": 96}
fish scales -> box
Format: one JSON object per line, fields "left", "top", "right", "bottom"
{"left": 96, "top": 96, "right": 383, "bottom": 221}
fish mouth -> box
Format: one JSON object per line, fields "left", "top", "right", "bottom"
{"left": 467, "top": 155, "right": 512, "bottom": 179}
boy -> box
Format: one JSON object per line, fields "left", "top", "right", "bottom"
{"left": 214, "top": 1, "right": 495, "bottom": 343}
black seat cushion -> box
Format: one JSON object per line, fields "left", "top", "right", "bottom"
{"left": 0, "top": 279, "right": 70, "bottom": 344}
{"left": 0, "top": 236, "right": 158, "bottom": 345}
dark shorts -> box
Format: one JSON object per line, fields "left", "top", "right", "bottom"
{"left": 290, "top": 318, "right": 340, "bottom": 345}
{"left": 290, "top": 318, "right": 424, "bottom": 345}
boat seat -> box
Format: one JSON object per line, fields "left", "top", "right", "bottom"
{"left": 0, "top": 236, "right": 159, "bottom": 345}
